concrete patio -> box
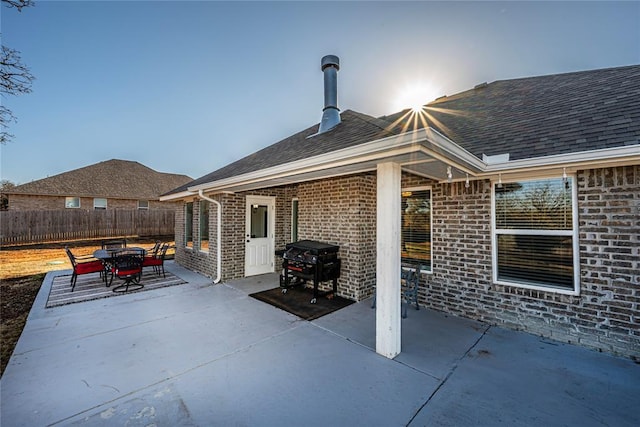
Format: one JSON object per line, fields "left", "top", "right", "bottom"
{"left": 1, "top": 261, "right": 639, "bottom": 426}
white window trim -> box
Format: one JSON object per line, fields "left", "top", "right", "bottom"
{"left": 401, "top": 185, "right": 433, "bottom": 274}
{"left": 138, "top": 200, "right": 149, "bottom": 210}
{"left": 491, "top": 174, "right": 580, "bottom": 295}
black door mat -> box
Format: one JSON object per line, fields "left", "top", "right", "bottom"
{"left": 249, "top": 286, "right": 354, "bottom": 320}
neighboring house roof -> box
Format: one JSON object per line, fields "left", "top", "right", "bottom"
{"left": 164, "top": 64, "right": 640, "bottom": 199}
{"left": 8, "top": 159, "right": 192, "bottom": 200}
{"left": 381, "top": 64, "right": 640, "bottom": 161}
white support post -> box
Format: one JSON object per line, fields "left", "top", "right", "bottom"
{"left": 376, "top": 162, "right": 401, "bottom": 358}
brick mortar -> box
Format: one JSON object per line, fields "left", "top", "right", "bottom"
{"left": 174, "top": 165, "right": 639, "bottom": 359}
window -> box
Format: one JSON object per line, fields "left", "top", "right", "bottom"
{"left": 250, "top": 204, "right": 268, "bottom": 238}
{"left": 93, "top": 198, "right": 107, "bottom": 210}
{"left": 291, "top": 198, "right": 299, "bottom": 242}
{"left": 401, "top": 188, "right": 432, "bottom": 272}
{"left": 199, "top": 201, "right": 209, "bottom": 252}
{"left": 185, "top": 202, "right": 193, "bottom": 248}
{"left": 65, "top": 197, "right": 80, "bottom": 208}
{"left": 138, "top": 200, "right": 149, "bottom": 210}
{"left": 493, "top": 176, "right": 579, "bottom": 294}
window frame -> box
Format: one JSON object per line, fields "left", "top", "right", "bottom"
{"left": 401, "top": 185, "right": 432, "bottom": 274}
{"left": 138, "top": 200, "right": 149, "bottom": 210}
{"left": 65, "top": 197, "right": 80, "bottom": 209}
{"left": 185, "top": 202, "right": 194, "bottom": 249}
{"left": 93, "top": 198, "right": 107, "bottom": 210}
{"left": 491, "top": 174, "right": 580, "bottom": 295}
{"left": 291, "top": 198, "right": 299, "bottom": 242}
{"left": 199, "top": 201, "right": 210, "bottom": 253}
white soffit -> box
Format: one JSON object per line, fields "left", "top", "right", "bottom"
{"left": 186, "top": 127, "right": 485, "bottom": 195}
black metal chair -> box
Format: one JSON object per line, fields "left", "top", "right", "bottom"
{"left": 65, "top": 247, "right": 105, "bottom": 291}
{"left": 400, "top": 266, "right": 420, "bottom": 318}
{"left": 109, "top": 251, "right": 144, "bottom": 293}
{"left": 142, "top": 243, "right": 170, "bottom": 278}
{"left": 371, "top": 264, "right": 422, "bottom": 318}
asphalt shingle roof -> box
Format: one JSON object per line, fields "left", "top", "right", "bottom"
{"left": 382, "top": 64, "right": 640, "bottom": 160}
{"left": 169, "top": 64, "right": 639, "bottom": 195}
{"left": 170, "top": 110, "right": 395, "bottom": 194}
{"left": 8, "top": 159, "right": 192, "bottom": 200}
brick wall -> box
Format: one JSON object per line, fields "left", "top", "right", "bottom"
{"left": 175, "top": 187, "right": 295, "bottom": 282}
{"left": 172, "top": 165, "right": 638, "bottom": 358}
{"left": 8, "top": 194, "right": 176, "bottom": 211}
{"left": 298, "top": 174, "right": 377, "bottom": 300}
{"left": 418, "top": 165, "right": 639, "bottom": 359}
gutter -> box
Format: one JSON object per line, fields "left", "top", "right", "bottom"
{"left": 197, "top": 189, "right": 222, "bottom": 284}
{"left": 159, "top": 132, "right": 639, "bottom": 201}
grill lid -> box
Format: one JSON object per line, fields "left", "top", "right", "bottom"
{"left": 285, "top": 240, "right": 339, "bottom": 255}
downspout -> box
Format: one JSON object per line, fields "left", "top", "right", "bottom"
{"left": 198, "top": 189, "right": 222, "bottom": 284}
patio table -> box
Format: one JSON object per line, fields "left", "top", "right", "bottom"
{"left": 93, "top": 248, "right": 146, "bottom": 290}
{"left": 93, "top": 247, "right": 146, "bottom": 261}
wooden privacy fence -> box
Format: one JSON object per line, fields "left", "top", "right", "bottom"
{"left": 0, "top": 209, "right": 176, "bottom": 246}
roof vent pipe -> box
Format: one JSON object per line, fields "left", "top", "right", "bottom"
{"left": 318, "top": 55, "right": 341, "bottom": 133}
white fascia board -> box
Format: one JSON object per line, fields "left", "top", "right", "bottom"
{"left": 188, "top": 127, "right": 486, "bottom": 194}
{"left": 160, "top": 190, "right": 195, "bottom": 202}
{"left": 165, "top": 141, "right": 639, "bottom": 199}
{"left": 482, "top": 144, "right": 640, "bottom": 174}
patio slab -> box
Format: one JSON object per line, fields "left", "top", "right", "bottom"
{"left": 1, "top": 263, "right": 639, "bottom": 426}
{"left": 409, "top": 326, "right": 640, "bottom": 426}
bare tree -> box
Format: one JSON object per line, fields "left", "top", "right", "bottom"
{"left": 3, "top": 0, "right": 33, "bottom": 11}
{"left": 0, "top": 179, "right": 16, "bottom": 210}
{"left": 1, "top": 0, "right": 35, "bottom": 144}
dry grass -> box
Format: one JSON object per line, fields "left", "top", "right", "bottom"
{"left": 0, "top": 237, "right": 174, "bottom": 377}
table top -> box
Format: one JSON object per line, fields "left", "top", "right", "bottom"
{"left": 93, "top": 247, "right": 146, "bottom": 260}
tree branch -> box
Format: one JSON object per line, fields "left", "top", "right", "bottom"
{"left": 2, "top": 0, "right": 35, "bottom": 12}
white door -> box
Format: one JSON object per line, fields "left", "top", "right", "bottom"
{"left": 245, "top": 196, "right": 275, "bottom": 276}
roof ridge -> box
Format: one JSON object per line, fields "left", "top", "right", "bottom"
{"left": 343, "top": 109, "right": 397, "bottom": 135}
{"left": 490, "top": 63, "right": 640, "bottom": 85}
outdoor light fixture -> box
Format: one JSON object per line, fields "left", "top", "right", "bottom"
{"left": 497, "top": 173, "right": 503, "bottom": 188}
{"left": 465, "top": 173, "right": 470, "bottom": 188}
{"left": 447, "top": 166, "right": 453, "bottom": 183}
{"left": 562, "top": 167, "right": 568, "bottom": 182}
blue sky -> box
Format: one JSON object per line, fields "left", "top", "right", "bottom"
{"left": 2, "top": 0, "right": 639, "bottom": 184}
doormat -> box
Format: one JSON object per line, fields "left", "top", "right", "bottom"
{"left": 250, "top": 286, "right": 354, "bottom": 320}
{"left": 47, "top": 270, "right": 187, "bottom": 308}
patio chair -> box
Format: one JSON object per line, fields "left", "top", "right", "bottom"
{"left": 65, "top": 247, "right": 105, "bottom": 291}
{"left": 371, "top": 264, "right": 422, "bottom": 318}
{"left": 400, "top": 266, "right": 420, "bottom": 319}
{"left": 142, "top": 243, "right": 170, "bottom": 277}
{"left": 109, "top": 251, "right": 144, "bottom": 293}
{"left": 146, "top": 241, "right": 161, "bottom": 256}
{"left": 101, "top": 239, "right": 127, "bottom": 250}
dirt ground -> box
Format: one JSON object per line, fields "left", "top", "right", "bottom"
{"left": 0, "top": 237, "right": 173, "bottom": 377}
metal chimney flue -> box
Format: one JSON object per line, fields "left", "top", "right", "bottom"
{"left": 318, "top": 55, "right": 341, "bottom": 133}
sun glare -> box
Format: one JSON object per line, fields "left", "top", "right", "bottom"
{"left": 394, "top": 82, "right": 441, "bottom": 113}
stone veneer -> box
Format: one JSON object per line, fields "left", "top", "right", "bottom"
{"left": 174, "top": 165, "right": 639, "bottom": 359}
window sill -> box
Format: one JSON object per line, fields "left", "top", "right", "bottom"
{"left": 493, "top": 279, "right": 579, "bottom": 296}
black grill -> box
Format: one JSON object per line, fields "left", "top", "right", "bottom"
{"left": 280, "top": 240, "right": 341, "bottom": 304}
